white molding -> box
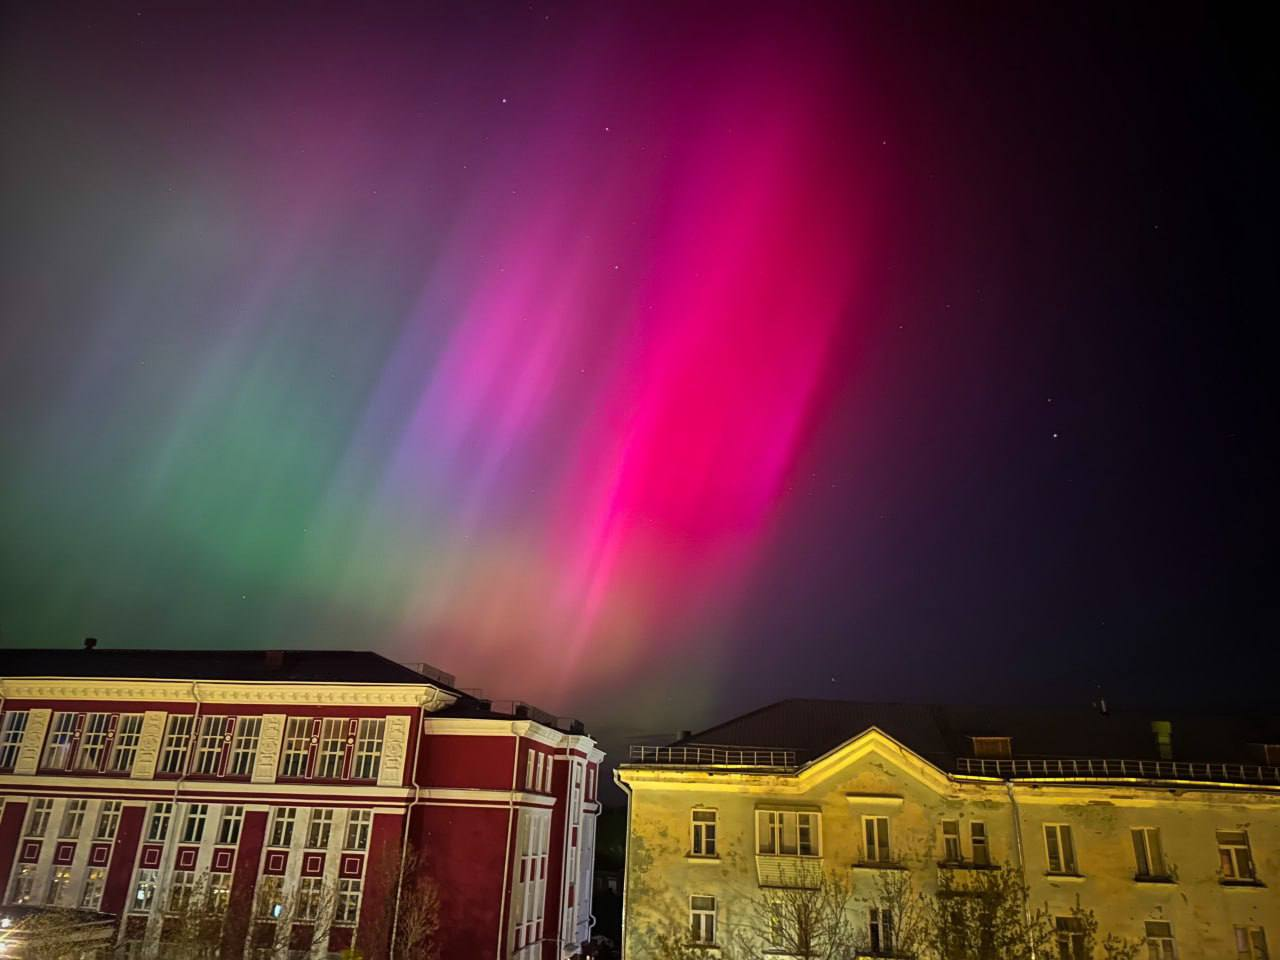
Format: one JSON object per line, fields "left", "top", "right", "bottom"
{"left": 0, "top": 678, "right": 454, "bottom": 708}
{"left": 0, "top": 774, "right": 416, "bottom": 801}
{"left": 12, "top": 708, "right": 50, "bottom": 775}
{"left": 377, "top": 715, "right": 411, "bottom": 787}
{"left": 130, "top": 711, "right": 167, "bottom": 780}
{"left": 251, "top": 715, "right": 286, "bottom": 784}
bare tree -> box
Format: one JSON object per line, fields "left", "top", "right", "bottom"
{"left": 928, "top": 863, "right": 1054, "bottom": 960}
{"left": 733, "top": 865, "right": 858, "bottom": 960}
{"left": 246, "top": 872, "right": 338, "bottom": 960}
{"left": 856, "top": 867, "right": 931, "bottom": 958}
{"left": 356, "top": 846, "right": 442, "bottom": 960}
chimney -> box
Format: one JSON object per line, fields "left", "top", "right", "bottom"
{"left": 264, "top": 650, "right": 284, "bottom": 670}
{"left": 83, "top": 637, "right": 98, "bottom": 651}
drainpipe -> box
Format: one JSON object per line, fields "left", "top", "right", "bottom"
{"left": 495, "top": 723, "right": 523, "bottom": 960}
{"left": 612, "top": 770, "right": 633, "bottom": 960}
{"left": 148, "top": 682, "right": 202, "bottom": 955}
{"left": 389, "top": 686, "right": 444, "bottom": 958}
{"left": 1005, "top": 779, "right": 1035, "bottom": 959}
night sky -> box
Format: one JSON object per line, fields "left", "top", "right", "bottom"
{"left": 1, "top": 3, "right": 1275, "bottom": 750}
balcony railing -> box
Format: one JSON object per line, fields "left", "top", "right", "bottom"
{"left": 628, "top": 745, "right": 798, "bottom": 768}
{"left": 956, "top": 757, "right": 1280, "bottom": 784}
{"left": 755, "top": 854, "right": 823, "bottom": 888}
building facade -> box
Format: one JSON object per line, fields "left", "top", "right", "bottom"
{"left": 0, "top": 646, "right": 603, "bottom": 959}
{"left": 617, "top": 700, "right": 1279, "bottom": 959}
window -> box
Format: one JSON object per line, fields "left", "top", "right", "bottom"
{"left": 269, "top": 806, "right": 297, "bottom": 847}
{"left": 131, "top": 869, "right": 158, "bottom": 912}
{"left": 307, "top": 808, "right": 334, "bottom": 849}
{"left": 194, "top": 716, "right": 231, "bottom": 775}
{"left": 536, "top": 753, "right": 546, "bottom": 791}
{"left": 42, "top": 712, "right": 78, "bottom": 769}
{"left": 279, "top": 717, "right": 312, "bottom": 778}
{"left": 352, "top": 719, "right": 385, "bottom": 780}
{"left": 345, "top": 809, "right": 372, "bottom": 850}
{"left": 1145, "top": 921, "right": 1176, "bottom": 960}
{"left": 60, "top": 799, "right": 88, "bottom": 838}
{"left": 210, "top": 873, "right": 233, "bottom": 912}
{"left": 757, "top": 810, "right": 820, "bottom": 856}
{"left": 168, "top": 870, "right": 197, "bottom": 913}
{"left": 1235, "top": 926, "right": 1270, "bottom": 960}
{"left": 0, "top": 710, "right": 29, "bottom": 769}
{"left": 182, "top": 803, "right": 209, "bottom": 843}
{"left": 159, "top": 714, "right": 195, "bottom": 774}
{"left": 229, "top": 717, "right": 262, "bottom": 776}
{"left": 335, "top": 878, "right": 363, "bottom": 925}
{"left": 80, "top": 868, "right": 107, "bottom": 909}
{"left": 941, "top": 820, "right": 962, "bottom": 862}
{"left": 972, "top": 736, "right": 1012, "bottom": 760}
{"left": 870, "top": 907, "right": 895, "bottom": 955}
{"left": 46, "top": 867, "right": 74, "bottom": 905}
{"left": 218, "top": 805, "right": 245, "bottom": 845}
{"left": 147, "top": 802, "right": 173, "bottom": 842}
{"left": 1151, "top": 720, "right": 1173, "bottom": 760}
{"left": 515, "top": 812, "right": 551, "bottom": 951}
{"left": 1044, "top": 824, "right": 1077, "bottom": 875}
{"left": 9, "top": 864, "right": 37, "bottom": 903}
{"left": 863, "top": 816, "right": 892, "bottom": 863}
{"left": 26, "top": 797, "right": 54, "bottom": 836}
{"left": 109, "top": 714, "right": 143, "bottom": 773}
{"left": 1265, "top": 744, "right": 1280, "bottom": 766}
{"left": 525, "top": 748, "right": 535, "bottom": 789}
{"left": 971, "top": 821, "right": 990, "bottom": 866}
{"left": 256, "top": 876, "right": 285, "bottom": 919}
{"left": 96, "top": 801, "right": 123, "bottom": 841}
{"left": 1132, "top": 827, "right": 1168, "bottom": 879}
{"left": 691, "top": 809, "right": 717, "bottom": 858}
{"left": 296, "top": 876, "right": 325, "bottom": 921}
{"left": 316, "top": 718, "right": 348, "bottom": 779}
{"left": 1219, "top": 830, "right": 1257, "bottom": 882}
{"left": 76, "top": 713, "right": 112, "bottom": 771}
{"left": 1056, "top": 916, "right": 1086, "bottom": 960}
{"left": 690, "top": 895, "right": 716, "bottom": 945}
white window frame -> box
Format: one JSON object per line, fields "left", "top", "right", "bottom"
{"left": 0, "top": 710, "right": 29, "bottom": 769}
{"left": 1055, "top": 916, "right": 1086, "bottom": 960}
{"left": 26, "top": 798, "right": 54, "bottom": 837}
{"left": 218, "top": 805, "right": 245, "bottom": 845}
{"left": 1144, "top": 920, "right": 1176, "bottom": 960}
{"left": 352, "top": 719, "right": 385, "bottom": 780}
{"left": 690, "top": 894, "right": 717, "bottom": 945}
{"left": 970, "top": 821, "right": 990, "bottom": 866}
{"left": 96, "top": 800, "right": 123, "bottom": 841}
{"left": 168, "top": 869, "right": 198, "bottom": 913}
{"left": 315, "top": 718, "right": 347, "bottom": 779}
{"left": 158, "top": 714, "right": 195, "bottom": 774}
{"left": 525, "top": 748, "right": 535, "bottom": 790}
{"left": 279, "top": 717, "right": 312, "bottom": 778}
{"left": 296, "top": 875, "right": 326, "bottom": 921}
{"left": 109, "top": 714, "right": 144, "bottom": 773}
{"left": 755, "top": 810, "right": 821, "bottom": 857}
{"left": 691, "top": 809, "right": 718, "bottom": 858}
{"left": 42, "top": 712, "right": 78, "bottom": 769}
{"left": 307, "top": 808, "right": 334, "bottom": 849}
{"left": 1218, "top": 829, "right": 1256, "bottom": 882}
{"left": 269, "top": 806, "right": 297, "bottom": 848}
{"left": 870, "top": 906, "right": 895, "bottom": 955}
{"left": 863, "top": 815, "right": 892, "bottom": 864}
{"left": 181, "top": 803, "right": 209, "bottom": 843}
{"left": 131, "top": 869, "right": 158, "bottom": 913}
{"left": 194, "top": 716, "right": 231, "bottom": 775}
{"left": 228, "top": 717, "right": 262, "bottom": 777}
{"left": 344, "top": 809, "right": 372, "bottom": 850}
{"left": 9, "top": 863, "right": 37, "bottom": 903}
{"left": 47, "top": 866, "right": 74, "bottom": 906}
{"left": 75, "top": 713, "right": 112, "bottom": 771}
{"left": 941, "top": 819, "right": 962, "bottom": 863}
{"left": 1132, "top": 827, "right": 1167, "bottom": 879}
{"left": 60, "top": 799, "right": 88, "bottom": 838}
{"left": 147, "top": 802, "right": 173, "bottom": 842}
{"left": 1235, "top": 925, "right": 1270, "bottom": 960}
{"left": 80, "top": 867, "right": 108, "bottom": 909}
{"left": 335, "top": 878, "right": 363, "bottom": 926}
{"left": 1044, "top": 823, "right": 1078, "bottom": 875}
{"left": 209, "top": 872, "right": 233, "bottom": 912}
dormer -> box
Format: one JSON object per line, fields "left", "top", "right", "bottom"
{"left": 971, "top": 736, "right": 1012, "bottom": 760}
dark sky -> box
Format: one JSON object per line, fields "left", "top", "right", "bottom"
{"left": 1, "top": 2, "right": 1275, "bottom": 752}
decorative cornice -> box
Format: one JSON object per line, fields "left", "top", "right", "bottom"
{"left": 0, "top": 678, "right": 455, "bottom": 708}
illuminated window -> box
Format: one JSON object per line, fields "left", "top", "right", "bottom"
{"left": 159, "top": 714, "right": 195, "bottom": 774}
{"left": 268, "top": 807, "right": 297, "bottom": 847}
{"left": 194, "top": 716, "right": 232, "bottom": 775}
{"left": 691, "top": 809, "right": 717, "bottom": 858}
{"left": 971, "top": 821, "right": 990, "bottom": 866}
{"left": 96, "top": 801, "right": 122, "bottom": 841}
{"left": 307, "top": 808, "right": 334, "bottom": 849}
{"left": 0, "top": 710, "right": 29, "bottom": 769}
{"left": 47, "top": 866, "right": 74, "bottom": 906}
{"left": 60, "top": 799, "right": 88, "bottom": 838}
{"left": 42, "top": 712, "right": 78, "bottom": 769}
{"left": 26, "top": 798, "right": 53, "bottom": 836}
{"left": 279, "top": 718, "right": 312, "bottom": 778}
{"left": 352, "top": 719, "right": 385, "bottom": 780}
{"left": 181, "top": 803, "right": 209, "bottom": 843}
{"left": 256, "top": 875, "right": 285, "bottom": 919}
{"left": 870, "top": 907, "right": 895, "bottom": 955}
{"left": 168, "top": 870, "right": 197, "bottom": 912}
{"left": 1235, "top": 926, "right": 1270, "bottom": 960}
{"left": 80, "top": 867, "right": 107, "bottom": 909}
{"left": 316, "top": 718, "right": 348, "bottom": 779}
{"left": 9, "top": 863, "right": 37, "bottom": 903}
{"left": 147, "top": 802, "right": 173, "bottom": 842}
{"left": 1218, "top": 830, "right": 1256, "bottom": 882}
{"left": 1132, "top": 827, "right": 1168, "bottom": 879}
{"left": 941, "top": 820, "right": 962, "bottom": 862}
{"left": 109, "top": 715, "right": 143, "bottom": 773}
{"left": 131, "top": 869, "right": 158, "bottom": 912}
{"left": 863, "top": 816, "right": 891, "bottom": 863}
{"left": 218, "top": 805, "right": 245, "bottom": 845}
{"left": 756, "top": 810, "right": 820, "bottom": 856}
{"left": 690, "top": 895, "right": 716, "bottom": 945}
{"left": 209, "top": 872, "right": 232, "bottom": 912}
{"left": 344, "top": 809, "right": 372, "bottom": 850}
{"left": 76, "top": 713, "right": 112, "bottom": 771}
{"left": 229, "top": 717, "right": 262, "bottom": 776}
{"left": 296, "top": 876, "right": 325, "bottom": 921}
{"left": 1145, "top": 921, "right": 1176, "bottom": 960}
{"left": 335, "top": 878, "right": 363, "bottom": 925}
{"left": 972, "top": 737, "right": 1012, "bottom": 760}
{"left": 1044, "top": 824, "right": 1077, "bottom": 875}
{"left": 1055, "top": 916, "right": 1086, "bottom": 960}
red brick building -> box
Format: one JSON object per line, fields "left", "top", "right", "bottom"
{"left": 0, "top": 646, "right": 604, "bottom": 958}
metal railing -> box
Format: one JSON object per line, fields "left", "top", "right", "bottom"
{"left": 628, "top": 744, "right": 798, "bottom": 767}
{"left": 956, "top": 757, "right": 1280, "bottom": 784}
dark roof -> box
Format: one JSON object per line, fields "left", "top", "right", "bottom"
{"left": 0, "top": 647, "right": 462, "bottom": 690}
{"left": 673, "top": 699, "right": 1280, "bottom": 768}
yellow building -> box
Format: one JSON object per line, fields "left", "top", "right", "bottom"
{"left": 616, "top": 701, "right": 1279, "bottom": 958}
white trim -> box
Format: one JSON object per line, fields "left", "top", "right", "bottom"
{"left": 0, "top": 677, "right": 454, "bottom": 709}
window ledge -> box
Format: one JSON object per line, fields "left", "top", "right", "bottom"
{"left": 1220, "top": 879, "right": 1265, "bottom": 889}
{"left": 853, "top": 861, "right": 908, "bottom": 871}
{"left": 1133, "top": 875, "right": 1176, "bottom": 885}
{"left": 1044, "top": 872, "right": 1087, "bottom": 882}
{"left": 686, "top": 854, "right": 721, "bottom": 863}
{"left": 937, "top": 861, "right": 1001, "bottom": 871}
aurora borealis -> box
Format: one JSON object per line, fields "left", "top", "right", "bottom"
{"left": 2, "top": 4, "right": 1276, "bottom": 734}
